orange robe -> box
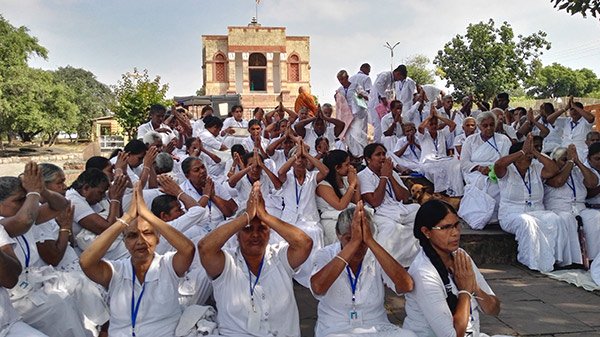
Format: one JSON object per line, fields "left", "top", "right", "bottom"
{"left": 294, "top": 92, "right": 318, "bottom": 117}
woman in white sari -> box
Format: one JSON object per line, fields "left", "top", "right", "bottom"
{"left": 459, "top": 111, "right": 512, "bottom": 228}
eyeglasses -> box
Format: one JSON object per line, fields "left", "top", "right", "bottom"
{"left": 431, "top": 222, "right": 461, "bottom": 231}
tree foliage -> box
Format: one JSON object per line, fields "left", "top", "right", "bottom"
{"left": 405, "top": 54, "right": 435, "bottom": 85}
{"left": 53, "top": 66, "right": 115, "bottom": 138}
{"left": 526, "top": 61, "right": 600, "bottom": 98}
{"left": 552, "top": 0, "right": 600, "bottom": 18}
{"left": 112, "top": 68, "right": 170, "bottom": 139}
{"left": 434, "top": 19, "right": 551, "bottom": 101}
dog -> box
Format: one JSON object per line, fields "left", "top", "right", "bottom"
{"left": 410, "top": 183, "right": 462, "bottom": 211}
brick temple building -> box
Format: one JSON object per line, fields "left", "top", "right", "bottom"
{"left": 202, "top": 19, "right": 311, "bottom": 110}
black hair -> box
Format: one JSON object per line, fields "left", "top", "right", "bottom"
{"left": 248, "top": 119, "right": 262, "bottom": 129}
{"left": 70, "top": 168, "right": 109, "bottom": 191}
{"left": 496, "top": 92, "right": 509, "bottom": 100}
{"left": 149, "top": 104, "right": 166, "bottom": 115}
{"left": 0, "top": 177, "right": 23, "bottom": 202}
{"left": 203, "top": 115, "right": 224, "bottom": 129}
{"left": 509, "top": 141, "right": 524, "bottom": 155}
{"left": 108, "top": 148, "right": 122, "bottom": 160}
{"left": 185, "top": 137, "right": 199, "bottom": 150}
{"left": 480, "top": 101, "right": 491, "bottom": 111}
{"left": 394, "top": 64, "right": 408, "bottom": 76}
{"left": 573, "top": 102, "right": 584, "bottom": 109}
{"left": 589, "top": 142, "right": 600, "bottom": 159}
{"left": 322, "top": 150, "right": 350, "bottom": 198}
{"left": 314, "top": 136, "right": 329, "bottom": 150}
{"left": 124, "top": 139, "right": 147, "bottom": 155}
{"left": 363, "top": 142, "right": 386, "bottom": 159}
{"left": 151, "top": 194, "right": 178, "bottom": 217}
{"left": 242, "top": 151, "right": 264, "bottom": 165}
{"left": 231, "top": 144, "right": 246, "bottom": 157}
{"left": 390, "top": 100, "right": 402, "bottom": 110}
{"left": 253, "top": 107, "right": 264, "bottom": 116}
{"left": 229, "top": 104, "right": 243, "bottom": 117}
{"left": 413, "top": 200, "right": 459, "bottom": 313}
{"left": 181, "top": 157, "right": 201, "bottom": 176}
{"left": 541, "top": 102, "right": 555, "bottom": 115}
{"left": 86, "top": 156, "right": 111, "bottom": 172}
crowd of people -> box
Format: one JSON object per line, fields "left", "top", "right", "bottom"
{"left": 0, "top": 62, "right": 598, "bottom": 337}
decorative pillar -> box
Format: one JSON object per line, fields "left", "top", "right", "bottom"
{"left": 266, "top": 52, "right": 274, "bottom": 93}
{"left": 242, "top": 52, "right": 250, "bottom": 94}
{"left": 227, "top": 52, "right": 236, "bottom": 94}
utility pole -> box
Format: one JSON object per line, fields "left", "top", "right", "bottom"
{"left": 384, "top": 41, "right": 400, "bottom": 71}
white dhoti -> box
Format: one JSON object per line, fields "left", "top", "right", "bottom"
{"left": 555, "top": 211, "right": 583, "bottom": 266}
{"left": 421, "top": 157, "right": 464, "bottom": 196}
{"left": 374, "top": 203, "right": 420, "bottom": 267}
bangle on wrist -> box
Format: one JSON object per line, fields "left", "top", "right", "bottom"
{"left": 244, "top": 211, "right": 250, "bottom": 226}
{"left": 142, "top": 166, "right": 150, "bottom": 171}
{"left": 457, "top": 290, "right": 474, "bottom": 299}
{"left": 176, "top": 191, "right": 185, "bottom": 201}
{"left": 380, "top": 176, "right": 389, "bottom": 181}
{"left": 201, "top": 194, "right": 210, "bottom": 200}
{"left": 519, "top": 150, "right": 526, "bottom": 156}
{"left": 334, "top": 255, "right": 348, "bottom": 266}
{"left": 26, "top": 191, "right": 41, "bottom": 198}
{"left": 109, "top": 199, "right": 121, "bottom": 205}
{"left": 116, "top": 217, "right": 130, "bottom": 228}
{"left": 59, "top": 228, "right": 72, "bottom": 236}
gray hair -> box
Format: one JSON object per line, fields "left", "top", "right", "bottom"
{"left": 336, "top": 70, "right": 349, "bottom": 79}
{"left": 336, "top": 206, "right": 375, "bottom": 237}
{"left": 39, "top": 163, "right": 63, "bottom": 184}
{"left": 463, "top": 116, "right": 476, "bottom": 126}
{"left": 322, "top": 103, "right": 333, "bottom": 110}
{"left": 550, "top": 147, "right": 567, "bottom": 161}
{"left": 181, "top": 156, "right": 203, "bottom": 176}
{"left": 586, "top": 131, "right": 600, "bottom": 142}
{"left": 142, "top": 131, "right": 162, "bottom": 146}
{"left": 0, "top": 177, "right": 23, "bottom": 202}
{"left": 476, "top": 110, "right": 497, "bottom": 128}
{"left": 154, "top": 152, "right": 173, "bottom": 174}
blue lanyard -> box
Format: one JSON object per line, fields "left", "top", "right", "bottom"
{"left": 343, "top": 87, "right": 349, "bottom": 101}
{"left": 409, "top": 144, "right": 418, "bottom": 158}
{"left": 246, "top": 256, "right": 265, "bottom": 311}
{"left": 433, "top": 137, "right": 439, "bottom": 153}
{"left": 566, "top": 172, "right": 576, "bottom": 200}
{"left": 385, "top": 179, "right": 394, "bottom": 198}
{"left": 521, "top": 168, "right": 532, "bottom": 202}
{"left": 294, "top": 176, "right": 303, "bottom": 206}
{"left": 571, "top": 121, "right": 578, "bottom": 131}
{"left": 486, "top": 135, "right": 500, "bottom": 155}
{"left": 17, "top": 235, "right": 31, "bottom": 268}
{"left": 131, "top": 263, "right": 146, "bottom": 337}
{"left": 346, "top": 263, "right": 363, "bottom": 304}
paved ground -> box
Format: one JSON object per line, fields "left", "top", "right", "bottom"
{"left": 296, "top": 264, "right": 600, "bottom": 336}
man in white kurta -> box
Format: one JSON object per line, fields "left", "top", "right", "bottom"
{"left": 368, "top": 68, "right": 402, "bottom": 143}
{"left": 336, "top": 73, "right": 369, "bottom": 158}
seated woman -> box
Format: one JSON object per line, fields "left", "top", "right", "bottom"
{"left": 180, "top": 136, "right": 223, "bottom": 183}
{"left": 316, "top": 150, "right": 361, "bottom": 245}
{"left": 403, "top": 200, "right": 501, "bottom": 337}
{"left": 198, "top": 182, "right": 312, "bottom": 337}
{"left": 495, "top": 134, "right": 571, "bottom": 272}
{"left": 66, "top": 168, "right": 130, "bottom": 259}
{"left": 228, "top": 151, "right": 283, "bottom": 219}
{"left": 0, "top": 163, "right": 87, "bottom": 337}
{"left": 546, "top": 145, "right": 600, "bottom": 263}
{"left": 36, "top": 164, "right": 110, "bottom": 330}
{"left": 80, "top": 182, "right": 195, "bottom": 337}
{"left": 358, "top": 143, "right": 420, "bottom": 266}
{"left": 417, "top": 106, "right": 464, "bottom": 196}
{"left": 392, "top": 122, "right": 422, "bottom": 174}
{"left": 0, "top": 222, "right": 47, "bottom": 337}
{"left": 459, "top": 110, "right": 512, "bottom": 228}
{"left": 310, "top": 202, "right": 416, "bottom": 337}
{"left": 277, "top": 140, "right": 328, "bottom": 287}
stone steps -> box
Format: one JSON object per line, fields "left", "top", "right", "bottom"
{"left": 460, "top": 222, "right": 518, "bottom": 265}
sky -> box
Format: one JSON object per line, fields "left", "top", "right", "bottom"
{"left": 1, "top": 0, "right": 600, "bottom": 102}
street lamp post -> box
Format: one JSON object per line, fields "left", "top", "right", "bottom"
{"left": 384, "top": 41, "right": 400, "bottom": 71}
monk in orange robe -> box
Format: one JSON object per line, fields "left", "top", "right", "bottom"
{"left": 294, "top": 86, "right": 317, "bottom": 117}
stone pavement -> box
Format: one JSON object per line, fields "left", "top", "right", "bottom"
{"left": 295, "top": 264, "right": 600, "bottom": 336}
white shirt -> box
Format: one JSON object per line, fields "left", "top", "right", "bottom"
{"left": 311, "top": 243, "right": 397, "bottom": 337}
{"left": 180, "top": 179, "right": 233, "bottom": 230}
{"left": 106, "top": 252, "right": 182, "bottom": 337}
{"left": 544, "top": 166, "right": 586, "bottom": 213}
{"left": 393, "top": 136, "right": 421, "bottom": 163}
{"left": 349, "top": 71, "right": 372, "bottom": 93}
{"left": 212, "top": 244, "right": 300, "bottom": 337}
{"left": 0, "top": 225, "right": 20, "bottom": 332}
{"left": 460, "top": 133, "right": 512, "bottom": 177}
{"left": 222, "top": 117, "right": 248, "bottom": 130}
{"left": 380, "top": 113, "right": 405, "bottom": 141}
{"left": 66, "top": 188, "right": 105, "bottom": 237}
{"left": 417, "top": 128, "right": 452, "bottom": 162}
{"left": 280, "top": 170, "right": 320, "bottom": 224}
{"left": 498, "top": 161, "right": 546, "bottom": 219}
{"left": 34, "top": 219, "right": 79, "bottom": 269}
{"left": 303, "top": 123, "right": 336, "bottom": 156}
{"left": 232, "top": 173, "right": 283, "bottom": 216}
{"left": 563, "top": 117, "right": 593, "bottom": 158}
{"left": 404, "top": 249, "right": 494, "bottom": 337}
{"left": 394, "top": 77, "right": 417, "bottom": 113}
{"left": 358, "top": 167, "right": 411, "bottom": 219}
{"left": 241, "top": 136, "right": 270, "bottom": 153}
{"left": 199, "top": 129, "right": 224, "bottom": 152}
{"left": 369, "top": 71, "right": 395, "bottom": 108}
{"left": 136, "top": 121, "right": 172, "bottom": 141}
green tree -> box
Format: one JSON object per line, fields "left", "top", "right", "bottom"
{"left": 552, "top": 0, "right": 600, "bottom": 18}
{"left": 434, "top": 19, "right": 551, "bottom": 101}
{"left": 0, "top": 15, "right": 48, "bottom": 147}
{"left": 2, "top": 67, "right": 78, "bottom": 144}
{"left": 53, "top": 66, "right": 115, "bottom": 139}
{"left": 405, "top": 54, "right": 435, "bottom": 85}
{"left": 112, "top": 68, "right": 170, "bottom": 139}
{"left": 526, "top": 62, "right": 600, "bottom": 98}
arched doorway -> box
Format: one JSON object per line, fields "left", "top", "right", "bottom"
{"left": 249, "top": 53, "right": 267, "bottom": 91}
